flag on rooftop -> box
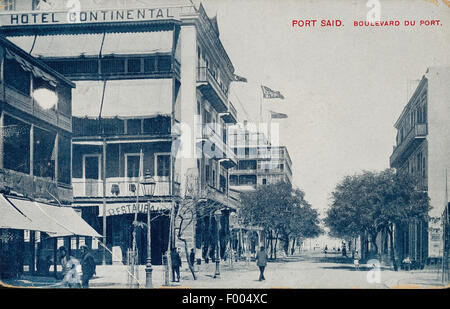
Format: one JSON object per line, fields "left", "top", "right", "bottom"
{"left": 261, "top": 85, "right": 285, "bottom": 100}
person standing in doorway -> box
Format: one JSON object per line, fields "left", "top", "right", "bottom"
{"left": 256, "top": 246, "right": 268, "bottom": 281}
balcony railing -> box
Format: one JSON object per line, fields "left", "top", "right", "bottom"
{"left": 197, "top": 67, "right": 228, "bottom": 113}
{"left": 0, "top": 168, "right": 73, "bottom": 203}
{"left": 72, "top": 177, "right": 180, "bottom": 198}
{"left": 390, "top": 123, "right": 427, "bottom": 167}
{"left": 201, "top": 124, "right": 237, "bottom": 164}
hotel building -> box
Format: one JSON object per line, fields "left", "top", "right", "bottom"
{"left": 1, "top": 0, "right": 240, "bottom": 265}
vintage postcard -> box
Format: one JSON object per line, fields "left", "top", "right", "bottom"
{"left": 0, "top": 0, "right": 448, "bottom": 298}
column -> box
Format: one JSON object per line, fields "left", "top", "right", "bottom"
{"left": 30, "top": 124, "right": 34, "bottom": 177}
{"left": 0, "top": 112, "right": 4, "bottom": 169}
{"left": 178, "top": 25, "right": 198, "bottom": 195}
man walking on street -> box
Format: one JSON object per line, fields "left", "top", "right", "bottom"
{"left": 80, "top": 245, "right": 96, "bottom": 288}
{"left": 256, "top": 246, "right": 268, "bottom": 281}
{"left": 171, "top": 247, "right": 182, "bottom": 282}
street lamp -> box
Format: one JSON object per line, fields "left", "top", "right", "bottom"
{"left": 141, "top": 170, "right": 156, "bottom": 288}
{"left": 214, "top": 209, "right": 221, "bottom": 279}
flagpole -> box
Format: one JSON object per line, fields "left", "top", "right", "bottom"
{"left": 260, "top": 83, "right": 263, "bottom": 124}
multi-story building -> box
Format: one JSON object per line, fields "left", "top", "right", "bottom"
{"left": 226, "top": 124, "right": 293, "bottom": 259}
{"left": 229, "top": 127, "right": 292, "bottom": 191}
{"left": 0, "top": 35, "right": 99, "bottom": 279}
{"left": 389, "top": 67, "right": 450, "bottom": 265}
{"left": 0, "top": 0, "right": 240, "bottom": 265}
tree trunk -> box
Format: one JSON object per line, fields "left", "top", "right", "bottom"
{"left": 274, "top": 233, "right": 278, "bottom": 260}
{"left": 291, "top": 238, "right": 296, "bottom": 255}
{"left": 370, "top": 233, "right": 379, "bottom": 255}
{"left": 387, "top": 225, "right": 398, "bottom": 271}
{"left": 179, "top": 237, "right": 197, "bottom": 280}
{"left": 269, "top": 231, "right": 274, "bottom": 259}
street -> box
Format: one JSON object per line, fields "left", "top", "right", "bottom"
{"left": 1, "top": 251, "right": 445, "bottom": 289}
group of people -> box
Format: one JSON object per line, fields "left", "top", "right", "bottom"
{"left": 53, "top": 245, "right": 96, "bottom": 288}
{"left": 170, "top": 246, "right": 270, "bottom": 282}
{"left": 52, "top": 245, "right": 270, "bottom": 287}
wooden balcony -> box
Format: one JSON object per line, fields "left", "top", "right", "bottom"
{"left": 197, "top": 67, "right": 228, "bottom": 113}
{"left": 200, "top": 124, "right": 237, "bottom": 165}
{"left": 0, "top": 168, "right": 73, "bottom": 203}
{"left": 390, "top": 123, "right": 427, "bottom": 168}
{"left": 220, "top": 101, "right": 238, "bottom": 124}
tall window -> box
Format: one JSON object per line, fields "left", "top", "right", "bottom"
{"left": 84, "top": 155, "right": 100, "bottom": 180}
{"left": 156, "top": 154, "right": 170, "bottom": 177}
{"left": 126, "top": 154, "right": 140, "bottom": 178}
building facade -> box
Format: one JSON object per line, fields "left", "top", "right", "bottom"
{"left": 1, "top": 0, "right": 241, "bottom": 266}
{"left": 229, "top": 127, "right": 293, "bottom": 191}
{"left": 0, "top": 34, "right": 100, "bottom": 279}
{"left": 389, "top": 67, "right": 450, "bottom": 265}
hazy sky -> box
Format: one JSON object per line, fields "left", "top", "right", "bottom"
{"left": 192, "top": 0, "right": 450, "bottom": 219}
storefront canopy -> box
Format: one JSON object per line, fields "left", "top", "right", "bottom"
{"left": 7, "top": 31, "right": 173, "bottom": 58}
{"left": 3, "top": 196, "right": 101, "bottom": 238}
{"left": 0, "top": 195, "right": 37, "bottom": 231}
{"left": 72, "top": 79, "right": 173, "bottom": 118}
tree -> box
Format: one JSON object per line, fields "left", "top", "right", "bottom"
{"left": 325, "top": 169, "right": 430, "bottom": 270}
{"left": 173, "top": 169, "right": 225, "bottom": 280}
{"left": 239, "top": 182, "right": 322, "bottom": 259}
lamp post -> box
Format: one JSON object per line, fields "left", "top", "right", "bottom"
{"left": 214, "top": 209, "right": 221, "bottom": 279}
{"left": 141, "top": 170, "right": 156, "bottom": 288}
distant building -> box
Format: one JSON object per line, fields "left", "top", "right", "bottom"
{"left": 390, "top": 67, "right": 450, "bottom": 264}
{"left": 229, "top": 126, "right": 292, "bottom": 191}
{"left": 226, "top": 124, "right": 293, "bottom": 258}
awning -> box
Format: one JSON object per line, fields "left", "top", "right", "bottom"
{"left": 101, "top": 31, "right": 173, "bottom": 55}
{"left": 7, "top": 31, "right": 173, "bottom": 58}
{"left": 0, "top": 195, "right": 37, "bottom": 231}
{"left": 5, "top": 196, "right": 101, "bottom": 238}
{"left": 7, "top": 34, "right": 105, "bottom": 58}
{"left": 5, "top": 47, "right": 57, "bottom": 86}
{"left": 72, "top": 79, "right": 173, "bottom": 118}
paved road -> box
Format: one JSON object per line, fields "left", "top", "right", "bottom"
{"left": 1, "top": 252, "right": 445, "bottom": 289}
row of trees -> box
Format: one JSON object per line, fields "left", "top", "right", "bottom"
{"left": 173, "top": 172, "right": 322, "bottom": 280}
{"left": 239, "top": 182, "right": 323, "bottom": 259}
{"left": 324, "top": 169, "right": 430, "bottom": 270}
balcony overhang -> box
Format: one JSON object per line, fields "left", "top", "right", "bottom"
{"left": 390, "top": 124, "right": 427, "bottom": 168}
{"left": 219, "top": 111, "right": 237, "bottom": 124}
{"left": 197, "top": 67, "right": 228, "bottom": 113}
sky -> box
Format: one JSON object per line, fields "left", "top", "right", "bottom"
{"left": 192, "top": 0, "right": 450, "bottom": 225}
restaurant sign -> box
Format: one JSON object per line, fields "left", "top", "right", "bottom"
{"left": 0, "top": 7, "right": 180, "bottom": 26}
{"left": 98, "top": 202, "right": 172, "bottom": 217}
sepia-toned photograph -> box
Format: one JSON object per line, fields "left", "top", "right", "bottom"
{"left": 0, "top": 0, "right": 448, "bottom": 295}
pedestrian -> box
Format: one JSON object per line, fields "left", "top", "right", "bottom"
{"left": 56, "top": 246, "right": 82, "bottom": 288}
{"left": 171, "top": 247, "right": 182, "bottom": 282}
{"left": 256, "top": 246, "right": 268, "bottom": 281}
{"left": 353, "top": 250, "right": 360, "bottom": 271}
{"left": 80, "top": 245, "right": 96, "bottom": 288}
{"left": 189, "top": 248, "right": 195, "bottom": 267}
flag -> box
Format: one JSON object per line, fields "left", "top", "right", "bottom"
{"left": 270, "top": 111, "right": 288, "bottom": 119}
{"left": 233, "top": 74, "right": 248, "bottom": 83}
{"left": 261, "top": 85, "right": 285, "bottom": 100}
